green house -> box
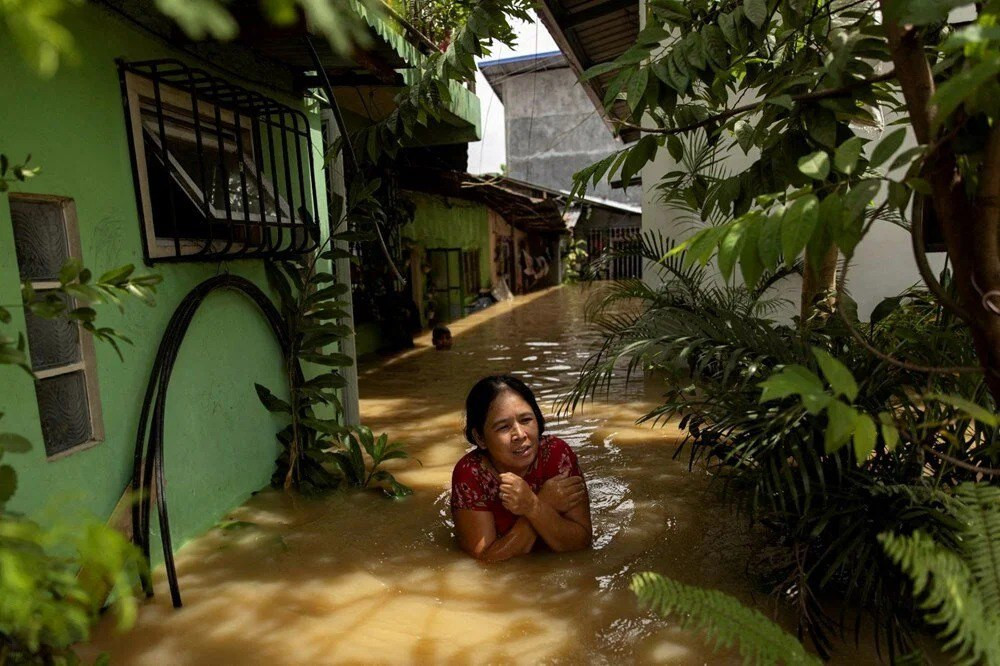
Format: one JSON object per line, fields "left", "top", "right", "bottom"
{"left": 0, "top": 1, "right": 481, "bottom": 560}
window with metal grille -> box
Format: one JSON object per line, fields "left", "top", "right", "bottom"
{"left": 8, "top": 194, "right": 104, "bottom": 459}
{"left": 119, "top": 59, "right": 321, "bottom": 262}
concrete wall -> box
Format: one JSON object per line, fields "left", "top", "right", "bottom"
{"left": 0, "top": 4, "right": 332, "bottom": 558}
{"left": 501, "top": 67, "right": 638, "bottom": 205}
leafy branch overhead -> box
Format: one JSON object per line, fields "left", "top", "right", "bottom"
{"left": 573, "top": 0, "right": 1000, "bottom": 401}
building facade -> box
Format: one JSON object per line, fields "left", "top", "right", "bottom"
{"left": 0, "top": 1, "right": 479, "bottom": 558}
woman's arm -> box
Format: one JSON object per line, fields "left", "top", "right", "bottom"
{"left": 500, "top": 473, "right": 592, "bottom": 553}
{"left": 453, "top": 509, "right": 537, "bottom": 561}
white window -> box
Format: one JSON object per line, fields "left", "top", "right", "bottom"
{"left": 122, "top": 72, "right": 297, "bottom": 260}
{"left": 8, "top": 194, "right": 104, "bottom": 459}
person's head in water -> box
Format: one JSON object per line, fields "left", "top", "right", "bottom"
{"left": 464, "top": 375, "right": 545, "bottom": 474}
{"left": 432, "top": 325, "right": 452, "bottom": 350}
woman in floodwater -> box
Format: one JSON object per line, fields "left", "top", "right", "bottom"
{"left": 451, "top": 375, "right": 592, "bottom": 561}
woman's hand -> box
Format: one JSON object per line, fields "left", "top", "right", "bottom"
{"left": 499, "top": 473, "right": 539, "bottom": 516}
{"left": 537, "top": 472, "right": 587, "bottom": 514}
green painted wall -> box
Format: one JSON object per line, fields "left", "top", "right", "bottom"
{"left": 351, "top": 193, "right": 490, "bottom": 356}
{"left": 0, "top": 5, "right": 330, "bottom": 559}
{"left": 402, "top": 191, "right": 491, "bottom": 292}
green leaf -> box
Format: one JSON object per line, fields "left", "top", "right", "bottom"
{"left": 300, "top": 352, "right": 355, "bottom": 367}
{"left": 254, "top": 383, "right": 291, "bottom": 413}
{"left": 666, "top": 135, "right": 684, "bottom": 162}
{"left": 97, "top": 264, "right": 136, "bottom": 285}
{"left": 718, "top": 11, "right": 741, "bottom": 48}
{"left": 798, "top": 151, "right": 830, "bottom": 180}
{"left": 0, "top": 464, "right": 16, "bottom": 503}
{"left": 806, "top": 110, "right": 837, "bottom": 149}
{"left": 759, "top": 364, "right": 824, "bottom": 403}
{"left": 630, "top": 572, "right": 823, "bottom": 666}
{"left": 879, "top": 413, "right": 900, "bottom": 451}
{"left": 824, "top": 401, "right": 859, "bottom": 453}
{"left": 834, "top": 136, "right": 864, "bottom": 175}
{"left": 740, "top": 216, "right": 764, "bottom": 287}
{"left": 928, "top": 393, "right": 998, "bottom": 427}
{"left": 679, "top": 226, "right": 724, "bottom": 267}
{"left": 870, "top": 297, "right": 902, "bottom": 325}
{"left": 59, "top": 258, "right": 84, "bottom": 285}
{"left": 758, "top": 205, "right": 784, "bottom": 270}
{"left": 781, "top": 194, "right": 819, "bottom": 266}
{"left": 703, "top": 25, "right": 728, "bottom": 69}
{"left": 743, "top": 0, "right": 767, "bottom": 28}
{"left": 0, "top": 433, "right": 32, "bottom": 453}
{"left": 931, "top": 55, "right": 1000, "bottom": 129}
{"left": 620, "top": 135, "right": 658, "bottom": 187}
{"left": 717, "top": 221, "right": 745, "bottom": 282}
{"left": 869, "top": 128, "right": 906, "bottom": 169}
{"left": 852, "top": 414, "right": 877, "bottom": 463}
{"left": 812, "top": 348, "right": 858, "bottom": 402}
{"left": 766, "top": 94, "right": 793, "bottom": 109}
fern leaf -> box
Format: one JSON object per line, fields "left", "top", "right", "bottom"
{"left": 630, "top": 572, "right": 822, "bottom": 665}
{"left": 878, "top": 530, "right": 1000, "bottom": 665}
{"left": 954, "top": 483, "right": 1000, "bottom": 613}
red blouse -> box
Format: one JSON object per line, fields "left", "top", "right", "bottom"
{"left": 450, "top": 435, "right": 584, "bottom": 536}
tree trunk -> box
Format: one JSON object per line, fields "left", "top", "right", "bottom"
{"left": 801, "top": 244, "right": 839, "bottom": 323}
{"left": 884, "top": 11, "right": 1000, "bottom": 402}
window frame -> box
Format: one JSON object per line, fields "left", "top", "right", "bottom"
{"left": 8, "top": 193, "right": 105, "bottom": 461}
{"left": 123, "top": 72, "right": 295, "bottom": 260}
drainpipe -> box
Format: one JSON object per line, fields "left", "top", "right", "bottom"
{"left": 321, "top": 112, "right": 361, "bottom": 426}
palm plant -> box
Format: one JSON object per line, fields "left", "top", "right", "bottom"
{"left": 566, "top": 233, "right": 995, "bottom": 658}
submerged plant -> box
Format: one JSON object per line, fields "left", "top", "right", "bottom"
{"left": 258, "top": 178, "right": 415, "bottom": 497}
{"left": 331, "top": 425, "right": 415, "bottom": 498}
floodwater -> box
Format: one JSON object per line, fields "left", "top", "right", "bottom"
{"left": 85, "top": 285, "right": 881, "bottom": 664}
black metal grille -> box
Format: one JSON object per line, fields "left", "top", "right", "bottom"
{"left": 118, "top": 58, "right": 322, "bottom": 262}
{"left": 585, "top": 227, "right": 642, "bottom": 280}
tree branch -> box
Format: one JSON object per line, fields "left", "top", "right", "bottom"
{"left": 910, "top": 195, "right": 970, "bottom": 321}
{"left": 619, "top": 70, "right": 897, "bottom": 136}
{"left": 836, "top": 295, "right": 981, "bottom": 375}
{"left": 881, "top": 15, "right": 935, "bottom": 143}
{"left": 921, "top": 443, "right": 1000, "bottom": 477}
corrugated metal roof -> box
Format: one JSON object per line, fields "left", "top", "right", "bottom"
{"left": 535, "top": 0, "right": 640, "bottom": 143}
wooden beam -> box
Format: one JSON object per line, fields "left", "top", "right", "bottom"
{"left": 563, "top": 0, "right": 636, "bottom": 28}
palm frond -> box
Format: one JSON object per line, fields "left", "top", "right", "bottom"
{"left": 631, "top": 572, "right": 823, "bottom": 666}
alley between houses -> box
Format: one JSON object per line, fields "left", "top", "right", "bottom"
{"left": 84, "top": 286, "right": 881, "bottom": 664}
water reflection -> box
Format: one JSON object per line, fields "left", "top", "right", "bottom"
{"left": 84, "top": 286, "right": 877, "bottom": 665}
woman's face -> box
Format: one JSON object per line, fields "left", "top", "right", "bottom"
{"left": 475, "top": 390, "right": 540, "bottom": 475}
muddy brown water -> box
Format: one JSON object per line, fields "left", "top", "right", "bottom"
{"left": 85, "top": 285, "right": 886, "bottom": 664}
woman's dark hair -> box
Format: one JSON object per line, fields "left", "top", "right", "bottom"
{"left": 464, "top": 375, "right": 545, "bottom": 446}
